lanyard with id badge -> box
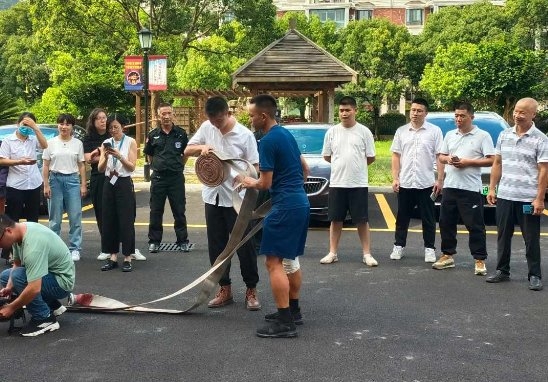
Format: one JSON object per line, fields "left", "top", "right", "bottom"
{"left": 109, "top": 135, "right": 125, "bottom": 185}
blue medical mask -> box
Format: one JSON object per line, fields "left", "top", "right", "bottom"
{"left": 18, "top": 125, "right": 33, "bottom": 137}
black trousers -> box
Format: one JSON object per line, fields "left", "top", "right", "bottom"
{"left": 495, "top": 198, "right": 541, "bottom": 279}
{"left": 6, "top": 186, "right": 40, "bottom": 222}
{"left": 205, "top": 202, "right": 259, "bottom": 288}
{"left": 101, "top": 177, "right": 135, "bottom": 256}
{"left": 439, "top": 188, "right": 487, "bottom": 260}
{"left": 148, "top": 172, "right": 188, "bottom": 244}
{"left": 394, "top": 187, "right": 436, "bottom": 249}
{"left": 89, "top": 173, "right": 107, "bottom": 235}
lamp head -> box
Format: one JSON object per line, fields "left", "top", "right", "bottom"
{"left": 138, "top": 27, "right": 153, "bottom": 51}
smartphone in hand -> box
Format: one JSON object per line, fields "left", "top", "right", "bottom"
{"left": 103, "top": 142, "right": 112, "bottom": 149}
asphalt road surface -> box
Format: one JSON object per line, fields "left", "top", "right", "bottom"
{"left": 2, "top": 183, "right": 547, "bottom": 382}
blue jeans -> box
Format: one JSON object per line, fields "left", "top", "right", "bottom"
{"left": 1, "top": 268, "right": 70, "bottom": 320}
{"left": 48, "top": 172, "right": 82, "bottom": 251}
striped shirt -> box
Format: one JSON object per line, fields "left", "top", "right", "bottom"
{"left": 496, "top": 124, "right": 548, "bottom": 202}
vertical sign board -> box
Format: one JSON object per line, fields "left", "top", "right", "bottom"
{"left": 148, "top": 55, "right": 168, "bottom": 91}
{"left": 124, "top": 56, "right": 144, "bottom": 91}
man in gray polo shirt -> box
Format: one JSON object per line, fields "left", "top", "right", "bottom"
{"left": 486, "top": 97, "right": 548, "bottom": 291}
{"left": 433, "top": 101, "right": 495, "bottom": 275}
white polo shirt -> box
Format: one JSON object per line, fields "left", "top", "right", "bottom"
{"left": 321, "top": 122, "right": 375, "bottom": 188}
{"left": 188, "top": 120, "right": 259, "bottom": 207}
{"left": 0, "top": 132, "right": 43, "bottom": 190}
{"left": 440, "top": 126, "right": 495, "bottom": 192}
{"left": 390, "top": 121, "right": 443, "bottom": 189}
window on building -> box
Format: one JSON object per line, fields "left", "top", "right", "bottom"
{"left": 406, "top": 8, "right": 424, "bottom": 26}
{"left": 355, "top": 9, "right": 373, "bottom": 21}
{"left": 309, "top": 8, "right": 346, "bottom": 29}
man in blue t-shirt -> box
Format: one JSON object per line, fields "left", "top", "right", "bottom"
{"left": 238, "top": 94, "right": 310, "bottom": 338}
{"left": 0, "top": 215, "right": 74, "bottom": 337}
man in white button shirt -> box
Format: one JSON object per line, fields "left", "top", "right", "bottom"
{"left": 185, "top": 97, "right": 261, "bottom": 311}
{"left": 433, "top": 101, "right": 495, "bottom": 275}
{"left": 390, "top": 98, "right": 444, "bottom": 263}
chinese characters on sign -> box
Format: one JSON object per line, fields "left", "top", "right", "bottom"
{"left": 124, "top": 55, "right": 168, "bottom": 91}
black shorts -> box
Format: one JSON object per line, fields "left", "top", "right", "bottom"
{"left": 328, "top": 187, "right": 369, "bottom": 224}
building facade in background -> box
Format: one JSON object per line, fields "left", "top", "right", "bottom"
{"left": 273, "top": 0, "right": 506, "bottom": 34}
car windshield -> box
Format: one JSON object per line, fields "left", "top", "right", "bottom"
{"left": 285, "top": 128, "right": 327, "bottom": 155}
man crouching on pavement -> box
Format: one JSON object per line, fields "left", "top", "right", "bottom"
{"left": 0, "top": 214, "right": 75, "bottom": 336}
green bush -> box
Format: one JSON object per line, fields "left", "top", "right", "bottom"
{"left": 376, "top": 112, "right": 406, "bottom": 135}
{"left": 535, "top": 110, "right": 548, "bottom": 133}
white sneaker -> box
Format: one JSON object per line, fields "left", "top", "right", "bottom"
{"left": 424, "top": 248, "right": 436, "bottom": 263}
{"left": 390, "top": 245, "right": 404, "bottom": 260}
{"left": 131, "top": 249, "right": 147, "bottom": 261}
{"left": 363, "top": 254, "right": 378, "bottom": 267}
{"left": 97, "top": 252, "right": 110, "bottom": 261}
{"left": 71, "top": 250, "right": 81, "bottom": 262}
{"left": 320, "top": 252, "right": 338, "bottom": 264}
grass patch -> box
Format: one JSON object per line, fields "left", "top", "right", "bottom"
{"left": 369, "top": 140, "right": 392, "bottom": 186}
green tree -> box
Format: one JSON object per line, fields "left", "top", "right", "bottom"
{"left": 0, "top": 89, "right": 19, "bottom": 122}
{"left": 276, "top": 11, "right": 339, "bottom": 52}
{"left": 506, "top": 0, "right": 548, "bottom": 49}
{"left": 418, "top": 1, "right": 511, "bottom": 57}
{"left": 420, "top": 39, "right": 547, "bottom": 119}
{"left": 174, "top": 32, "right": 246, "bottom": 90}
{"left": 333, "top": 19, "right": 411, "bottom": 135}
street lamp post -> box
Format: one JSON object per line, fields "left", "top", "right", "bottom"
{"left": 138, "top": 27, "right": 153, "bottom": 182}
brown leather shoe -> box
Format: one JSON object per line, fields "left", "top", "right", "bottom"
{"left": 208, "top": 285, "right": 234, "bottom": 308}
{"left": 245, "top": 288, "right": 261, "bottom": 311}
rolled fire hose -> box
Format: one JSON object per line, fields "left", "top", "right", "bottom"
{"left": 68, "top": 151, "right": 271, "bottom": 314}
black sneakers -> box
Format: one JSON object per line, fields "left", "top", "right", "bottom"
{"left": 256, "top": 320, "right": 297, "bottom": 338}
{"left": 264, "top": 309, "right": 303, "bottom": 325}
{"left": 20, "top": 315, "right": 60, "bottom": 337}
{"left": 122, "top": 261, "right": 133, "bottom": 272}
{"left": 101, "top": 259, "right": 118, "bottom": 271}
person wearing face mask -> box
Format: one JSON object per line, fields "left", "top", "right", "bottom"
{"left": 0, "top": 112, "right": 48, "bottom": 223}
{"left": 42, "top": 113, "right": 87, "bottom": 262}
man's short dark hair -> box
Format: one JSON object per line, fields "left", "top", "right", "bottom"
{"left": 205, "top": 96, "right": 229, "bottom": 117}
{"left": 412, "top": 98, "right": 429, "bottom": 111}
{"left": 0, "top": 214, "right": 15, "bottom": 233}
{"left": 339, "top": 96, "right": 357, "bottom": 108}
{"left": 157, "top": 102, "right": 173, "bottom": 111}
{"left": 454, "top": 101, "right": 474, "bottom": 115}
{"left": 249, "top": 94, "right": 278, "bottom": 118}
{"left": 57, "top": 113, "right": 76, "bottom": 126}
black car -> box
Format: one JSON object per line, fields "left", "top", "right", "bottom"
{"left": 0, "top": 124, "right": 89, "bottom": 215}
{"left": 286, "top": 124, "right": 332, "bottom": 221}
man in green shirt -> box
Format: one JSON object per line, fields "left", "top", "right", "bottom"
{"left": 0, "top": 215, "right": 75, "bottom": 336}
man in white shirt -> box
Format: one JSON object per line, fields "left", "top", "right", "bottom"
{"left": 433, "top": 101, "right": 495, "bottom": 275}
{"left": 184, "top": 97, "right": 261, "bottom": 311}
{"left": 390, "top": 98, "right": 444, "bottom": 263}
{"left": 319, "top": 96, "right": 378, "bottom": 267}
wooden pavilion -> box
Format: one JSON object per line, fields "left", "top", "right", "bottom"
{"left": 134, "top": 26, "right": 357, "bottom": 146}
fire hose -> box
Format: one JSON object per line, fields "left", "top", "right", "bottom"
{"left": 68, "top": 151, "right": 270, "bottom": 314}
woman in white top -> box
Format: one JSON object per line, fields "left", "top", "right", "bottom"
{"left": 0, "top": 112, "right": 47, "bottom": 223}
{"left": 42, "top": 113, "right": 87, "bottom": 262}
{"left": 97, "top": 114, "right": 138, "bottom": 272}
